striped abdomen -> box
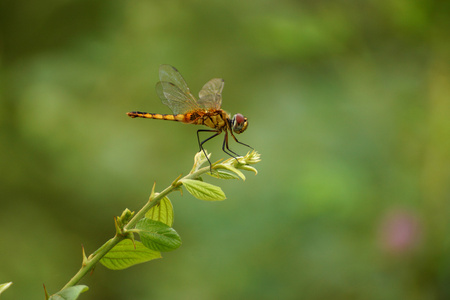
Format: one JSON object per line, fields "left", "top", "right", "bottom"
{"left": 127, "top": 111, "right": 191, "bottom": 123}
{"left": 127, "top": 110, "right": 229, "bottom": 130}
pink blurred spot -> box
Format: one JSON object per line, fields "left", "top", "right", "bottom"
{"left": 379, "top": 209, "right": 421, "bottom": 255}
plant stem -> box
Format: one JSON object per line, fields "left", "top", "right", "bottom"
{"left": 59, "top": 165, "right": 211, "bottom": 292}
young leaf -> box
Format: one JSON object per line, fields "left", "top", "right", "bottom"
{"left": 100, "top": 239, "right": 161, "bottom": 270}
{"left": 145, "top": 196, "right": 174, "bottom": 227}
{"left": 237, "top": 165, "right": 258, "bottom": 175}
{"left": 48, "top": 285, "right": 89, "bottom": 300}
{"left": 135, "top": 218, "right": 182, "bottom": 252}
{"left": 244, "top": 150, "right": 261, "bottom": 164}
{"left": 217, "top": 164, "right": 246, "bottom": 181}
{"left": 180, "top": 179, "right": 226, "bottom": 201}
{"left": 190, "top": 150, "right": 211, "bottom": 173}
{"left": 0, "top": 282, "right": 12, "bottom": 295}
{"left": 207, "top": 170, "right": 240, "bottom": 180}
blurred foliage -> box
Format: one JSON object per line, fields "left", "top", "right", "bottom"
{"left": 1, "top": 0, "right": 449, "bottom": 299}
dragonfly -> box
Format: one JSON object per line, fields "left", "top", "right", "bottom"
{"left": 127, "top": 64, "right": 252, "bottom": 166}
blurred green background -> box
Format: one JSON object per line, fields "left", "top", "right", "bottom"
{"left": 1, "top": 0, "right": 449, "bottom": 299}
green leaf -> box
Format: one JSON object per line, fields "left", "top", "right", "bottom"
{"left": 180, "top": 179, "right": 226, "bottom": 201}
{"left": 145, "top": 196, "right": 174, "bottom": 227}
{"left": 100, "top": 239, "right": 161, "bottom": 270}
{"left": 0, "top": 282, "right": 12, "bottom": 295}
{"left": 207, "top": 170, "right": 240, "bottom": 180}
{"left": 135, "top": 218, "right": 182, "bottom": 252}
{"left": 48, "top": 285, "right": 89, "bottom": 300}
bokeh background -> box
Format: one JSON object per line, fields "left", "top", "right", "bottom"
{"left": 1, "top": 0, "right": 449, "bottom": 299}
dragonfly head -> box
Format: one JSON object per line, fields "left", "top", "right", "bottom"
{"left": 231, "top": 113, "right": 248, "bottom": 134}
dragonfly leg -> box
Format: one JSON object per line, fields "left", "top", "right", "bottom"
{"left": 229, "top": 130, "right": 253, "bottom": 150}
{"left": 197, "top": 129, "right": 221, "bottom": 169}
{"left": 222, "top": 130, "right": 241, "bottom": 162}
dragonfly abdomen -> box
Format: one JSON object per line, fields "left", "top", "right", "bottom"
{"left": 127, "top": 111, "right": 188, "bottom": 122}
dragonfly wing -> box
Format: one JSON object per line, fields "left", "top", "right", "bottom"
{"left": 198, "top": 78, "right": 224, "bottom": 110}
{"left": 156, "top": 81, "right": 201, "bottom": 115}
{"left": 159, "top": 65, "right": 197, "bottom": 102}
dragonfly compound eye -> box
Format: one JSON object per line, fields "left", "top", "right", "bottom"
{"left": 232, "top": 113, "right": 248, "bottom": 134}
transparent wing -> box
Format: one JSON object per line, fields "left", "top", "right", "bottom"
{"left": 156, "top": 82, "right": 201, "bottom": 115}
{"left": 156, "top": 65, "right": 200, "bottom": 114}
{"left": 198, "top": 78, "right": 224, "bottom": 110}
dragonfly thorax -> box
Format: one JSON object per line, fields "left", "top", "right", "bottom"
{"left": 231, "top": 113, "right": 248, "bottom": 134}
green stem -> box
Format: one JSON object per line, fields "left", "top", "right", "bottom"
{"left": 59, "top": 165, "right": 211, "bottom": 292}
